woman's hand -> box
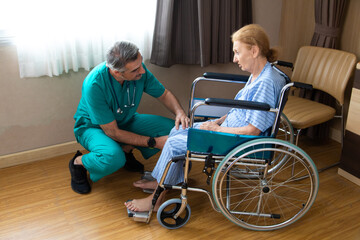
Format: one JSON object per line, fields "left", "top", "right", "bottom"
{"left": 213, "top": 115, "right": 227, "bottom": 125}
{"left": 199, "top": 121, "right": 221, "bottom": 131}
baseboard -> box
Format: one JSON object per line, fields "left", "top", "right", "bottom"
{"left": 0, "top": 141, "right": 85, "bottom": 169}
{"left": 338, "top": 168, "right": 360, "bottom": 187}
{"left": 329, "top": 127, "right": 341, "bottom": 143}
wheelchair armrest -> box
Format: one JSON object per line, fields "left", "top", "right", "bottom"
{"left": 205, "top": 98, "right": 271, "bottom": 111}
{"left": 203, "top": 72, "right": 248, "bottom": 83}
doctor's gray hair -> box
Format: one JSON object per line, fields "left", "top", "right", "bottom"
{"left": 106, "top": 41, "right": 139, "bottom": 72}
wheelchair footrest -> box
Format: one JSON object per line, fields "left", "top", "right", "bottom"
{"left": 127, "top": 208, "right": 150, "bottom": 223}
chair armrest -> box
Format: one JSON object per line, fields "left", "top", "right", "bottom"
{"left": 203, "top": 72, "right": 248, "bottom": 83}
{"left": 293, "top": 82, "right": 313, "bottom": 90}
{"left": 205, "top": 98, "right": 271, "bottom": 111}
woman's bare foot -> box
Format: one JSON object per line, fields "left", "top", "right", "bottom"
{"left": 133, "top": 179, "right": 157, "bottom": 190}
{"left": 125, "top": 189, "right": 166, "bottom": 212}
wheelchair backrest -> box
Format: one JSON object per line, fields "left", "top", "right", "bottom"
{"left": 270, "top": 65, "right": 291, "bottom": 138}
{"left": 189, "top": 64, "right": 291, "bottom": 139}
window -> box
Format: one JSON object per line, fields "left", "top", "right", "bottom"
{"left": 0, "top": 0, "right": 157, "bottom": 77}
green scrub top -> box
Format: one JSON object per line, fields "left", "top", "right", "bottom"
{"left": 73, "top": 62, "right": 165, "bottom": 138}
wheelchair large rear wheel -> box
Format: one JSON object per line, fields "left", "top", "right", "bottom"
{"left": 212, "top": 139, "right": 319, "bottom": 231}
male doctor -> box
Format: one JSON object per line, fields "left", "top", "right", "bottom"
{"left": 70, "top": 41, "right": 188, "bottom": 194}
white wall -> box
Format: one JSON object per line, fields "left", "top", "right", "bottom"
{"left": 253, "top": 0, "right": 282, "bottom": 48}
{"left": 0, "top": 0, "right": 282, "bottom": 157}
{"left": 0, "top": 45, "right": 89, "bottom": 155}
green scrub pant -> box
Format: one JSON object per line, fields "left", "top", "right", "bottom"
{"left": 77, "top": 114, "right": 174, "bottom": 182}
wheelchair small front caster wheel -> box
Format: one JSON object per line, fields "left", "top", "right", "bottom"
{"left": 157, "top": 198, "right": 191, "bottom": 229}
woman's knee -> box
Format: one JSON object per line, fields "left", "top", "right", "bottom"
{"left": 167, "top": 135, "right": 187, "bottom": 151}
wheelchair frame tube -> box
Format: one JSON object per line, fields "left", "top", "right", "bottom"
{"left": 271, "top": 82, "right": 293, "bottom": 136}
{"left": 174, "top": 151, "right": 192, "bottom": 219}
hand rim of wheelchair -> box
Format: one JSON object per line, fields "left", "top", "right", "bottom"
{"left": 157, "top": 198, "right": 191, "bottom": 230}
{"left": 211, "top": 138, "right": 319, "bottom": 231}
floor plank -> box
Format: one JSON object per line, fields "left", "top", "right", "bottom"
{"left": 0, "top": 137, "right": 359, "bottom": 240}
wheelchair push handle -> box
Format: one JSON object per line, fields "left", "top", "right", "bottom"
{"left": 274, "top": 60, "right": 293, "bottom": 69}
{"left": 293, "top": 82, "right": 313, "bottom": 90}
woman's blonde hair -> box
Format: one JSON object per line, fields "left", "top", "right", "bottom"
{"left": 232, "top": 24, "right": 278, "bottom": 62}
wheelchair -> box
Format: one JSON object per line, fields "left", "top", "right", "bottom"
{"left": 128, "top": 63, "right": 319, "bottom": 231}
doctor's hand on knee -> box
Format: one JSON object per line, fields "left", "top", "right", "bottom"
{"left": 175, "top": 112, "right": 189, "bottom": 130}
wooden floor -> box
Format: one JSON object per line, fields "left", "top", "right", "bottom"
{"left": 1, "top": 137, "right": 360, "bottom": 240}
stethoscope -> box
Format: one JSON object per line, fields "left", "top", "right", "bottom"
{"left": 108, "top": 70, "right": 136, "bottom": 114}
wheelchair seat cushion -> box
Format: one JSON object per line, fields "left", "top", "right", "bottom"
{"left": 187, "top": 128, "right": 265, "bottom": 156}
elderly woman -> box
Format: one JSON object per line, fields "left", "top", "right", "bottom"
{"left": 125, "top": 24, "right": 286, "bottom": 212}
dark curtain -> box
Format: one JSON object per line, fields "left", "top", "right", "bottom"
{"left": 150, "top": 0, "right": 252, "bottom": 67}
{"left": 304, "top": 0, "right": 347, "bottom": 139}
{"left": 310, "top": 0, "right": 347, "bottom": 48}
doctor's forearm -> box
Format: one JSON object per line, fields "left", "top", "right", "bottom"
{"left": 100, "top": 120, "right": 148, "bottom": 147}
{"left": 158, "top": 89, "right": 186, "bottom": 116}
{"left": 107, "top": 129, "right": 148, "bottom": 147}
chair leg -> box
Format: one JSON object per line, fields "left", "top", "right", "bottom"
{"left": 295, "top": 127, "right": 339, "bottom": 172}
{"left": 317, "top": 162, "right": 340, "bottom": 173}
{"left": 295, "top": 129, "right": 302, "bottom": 146}
{"left": 340, "top": 107, "right": 345, "bottom": 150}
{"left": 316, "top": 108, "right": 344, "bottom": 172}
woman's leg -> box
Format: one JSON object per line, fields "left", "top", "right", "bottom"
{"left": 151, "top": 129, "right": 189, "bottom": 185}
{"left": 125, "top": 128, "right": 189, "bottom": 212}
